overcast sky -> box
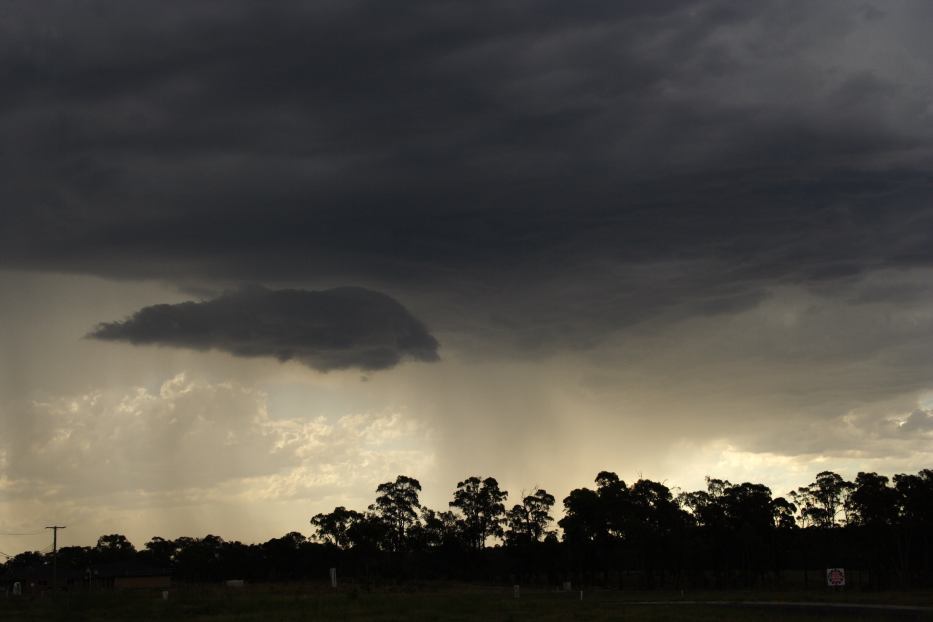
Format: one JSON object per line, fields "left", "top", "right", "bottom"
{"left": 3, "top": 0, "right": 933, "bottom": 554}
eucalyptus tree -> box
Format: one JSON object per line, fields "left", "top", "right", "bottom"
{"left": 411, "top": 507, "right": 460, "bottom": 549}
{"left": 721, "top": 482, "right": 775, "bottom": 533}
{"left": 94, "top": 533, "right": 137, "bottom": 562}
{"left": 449, "top": 476, "right": 508, "bottom": 549}
{"left": 771, "top": 497, "right": 797, "bottom": 529}
{"left": 373, "top": 475, "right": 423, "bottom": 551}
{"left": 505, "top": 488, "right": 556, "bottom": 546}
{"left": 847, "top": 472, "right": 899, "bottom": 527}
{"left": 793, "top": 471, "right": 853, "bottom": 527}
{"left": 893, "top": 469, "right": 933, "bottom": 525}
{"left": 559, "top": 486, "right": 604, "bottom": 544}
{"left": 310, "top": 506, "right": 364, "bottom": 549}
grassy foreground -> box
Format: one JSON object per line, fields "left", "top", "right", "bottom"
{"left": 2, "top": 584, "right": 932, "bottom": 621}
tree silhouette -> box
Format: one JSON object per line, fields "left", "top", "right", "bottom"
{"left": 847, "top": 472, "right": 899, "bottom": 527}
{"left": 141, "top": 536, "right": 175, "bottom": 566}
{"left": 721, "top": 482, "right": 775, "bottom": 533}
{"left": 793, "top": 471, "right": 853, "bottom": 527}
{"left": 893, "top": 469, "right": 933, "bottom": 524}
{"left": 310, "top": 506, "right": 364, "bottom": 549}
{"left": 413, "top": 507, "right": 459, "bottom": 549}
{"left": 595, "top": 471, "right": 631, "bottom": 540}
{"left": 559, "top": 486, "right": 605, "bottom": 544}
{"left": 6, "top": 467, "right": 933, "bottom": 589}
{"left": 449, "top": 476, "right": 508, "bottom": 549}
{"left": 345, "top": 512, "right": 390, "bottom": 554}
{"left": 94, "top": 534, "right": 136, "bottom": 563}
{"left": 627, "top": 479, "right": 684, "bottom": 536}
{"left": 678, "top": 479, "right": 727, "bottom": 530}
{"left": 372, "top": 475, "right": 422, "bottom": 551}
{"left": 505, "top": 488, "right": 555, "bottom": 546}
{"left": 771, "top": 497, "right": 797, "bottom": 529}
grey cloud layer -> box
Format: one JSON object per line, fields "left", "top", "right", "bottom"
{"left": 2, "top": 0, "right": 933, "bottom": 346}
{"left": 900, "top": 409, "right": 933, "bottom": 434}
{"left": 89, "top": 287, "right": 439, "bottom": 371}
{"left": 7, "top": 1, "right": 933, "bottom": 552}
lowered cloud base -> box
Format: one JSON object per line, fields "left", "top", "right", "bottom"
{"left": 89, "top": 286, "right": 439, "bottom": 372}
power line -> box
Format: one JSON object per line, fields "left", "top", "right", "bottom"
{"left": 0, "top": 530, "right": 46, "bottom": 536}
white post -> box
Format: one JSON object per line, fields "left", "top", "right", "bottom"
{"left": 329, "top": 567, "right": 337, "bottom": 588}
{"left": 579, "top": 590, "right": 583, "bottom": 601}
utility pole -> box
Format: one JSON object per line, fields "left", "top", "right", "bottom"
{"left": 46, "top": 526, "right": 66, "bottom": 595}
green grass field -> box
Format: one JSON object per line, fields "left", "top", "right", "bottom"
{"left": 2, "top": 584, "right": 932, "bottom": 621}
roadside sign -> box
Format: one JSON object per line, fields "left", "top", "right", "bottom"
{"left": 826, "top": 567, "right": 845, "bottom": 587}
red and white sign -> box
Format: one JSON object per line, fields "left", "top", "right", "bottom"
{"left": 826, "top": 568, "right": 845, "bottom": 587}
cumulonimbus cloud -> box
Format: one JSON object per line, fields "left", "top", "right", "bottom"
{"left": 88, "top": 286, "right": 440, "bottom": 371}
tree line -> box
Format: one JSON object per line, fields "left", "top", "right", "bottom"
{"left": 3, "top": 469, "right": 932, "bottom": 589}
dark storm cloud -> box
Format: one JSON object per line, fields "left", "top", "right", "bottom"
{"left": 3, "top": 0, "right": 933, "bottom": 346}
{"left": 899, "top": 410, "right": 933, "bottom": 435}
{"left": 88, "top": 286, "right": 440, "bottom": 371}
